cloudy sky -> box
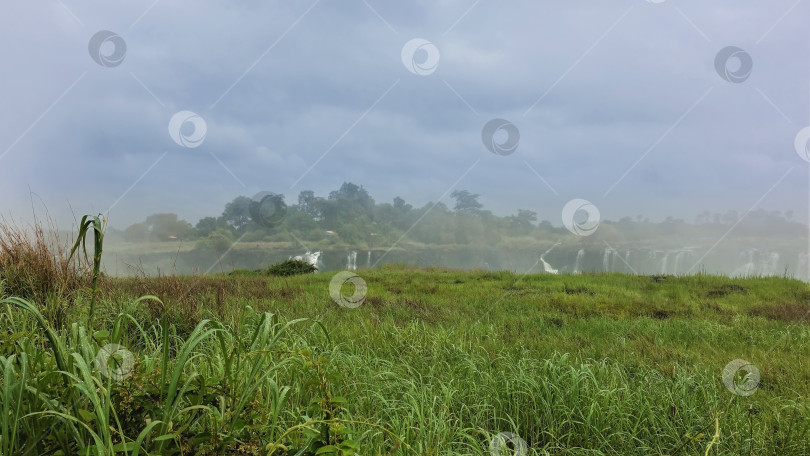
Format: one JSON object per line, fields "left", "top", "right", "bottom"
{"left": 1, "top": 0, "right": 808, "bottom": 230}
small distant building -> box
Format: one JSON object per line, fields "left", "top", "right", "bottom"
{"left": 325, "top": 230, "right": 337, "bottom": 236}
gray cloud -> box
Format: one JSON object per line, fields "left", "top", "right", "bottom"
{"left": 0, "top": 0, "right": 807, "bottom": 230}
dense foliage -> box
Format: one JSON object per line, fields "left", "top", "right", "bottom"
{"left": 266, "top": 259, "right": 318, "bottom": 277}
{"left": 113, "top": 182, "right": 805, "bottom": 250}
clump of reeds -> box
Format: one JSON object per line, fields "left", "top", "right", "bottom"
{"left": 0, "top": 215, "right": 86, "bottom": 303}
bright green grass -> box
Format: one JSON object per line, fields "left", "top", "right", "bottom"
{"left": 1, "top": 268, "right": 808, "bottom": 455}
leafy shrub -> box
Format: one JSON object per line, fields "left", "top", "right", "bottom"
{"left": 194, "top": 228, "right": 233, "bottom": 253}
{"left": 266, "top": 259, "right": 317, "bottom": 276}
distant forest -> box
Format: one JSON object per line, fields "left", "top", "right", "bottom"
{"left": 112, "top": 182, "right": 806, "bottom": 250}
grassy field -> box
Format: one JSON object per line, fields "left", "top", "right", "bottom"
{"left": 1, "top": 261, "right": 808, "bottom": 455}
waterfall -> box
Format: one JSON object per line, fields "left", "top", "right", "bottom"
{"left": 658, "top": 252, "right": 667, "bottom": 274}
{"left": 573, "top": 249, "right": 585, "bottom": 274}
{"left": 799, "top": 252, "right": 809, "bottom": 280}
{"left": 672, "top": 250, "right": 686, "bottom": 275}
{"left": 310, "top": 251, "right": 322, "bottom": 271}
{"left": 732, "top": 262, "right": 756, "bottom": 277}
{"left": 346, "top": 251, "right": 358, "bottom": 270}
{"left": 733, "top": 250, "right": 756, "bottom": 276}
{"left": 292, "top": 251, "right": 322, "bottom": 270}
{"left": 540, "top": 242, "right": 560, "bottom": 274}
{"left": 733, "top": 249, "right": 756, "bottom": 277}
{"left": 761, "top": 252, "right": 780, "bottom": 276}
{"left": 603, "top": 248, "right": 613, "bottom": 272}
{"left": 278, "top": 246, "right": 794, "bottom": 278}
{"left": 540, "top": 258, "right": 559, "bottom": 274}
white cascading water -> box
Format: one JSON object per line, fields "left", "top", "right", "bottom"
{"left": 367, "top": 250, "right": 372, "bottom": 268}
{"left": 758, "top": 252, "right": 769, "bottom": 276}
{"left": 573, "top": 249, "right": 585, "bottom": 274}
{"left": 798, "top": 252, "right": 809, "bottom": 281}
{"left": 672, "top": 250, "right": 687, "bottom": 275}
{"left": 291, "top": 251, "right": 322, "bottom": 270}
{"left": 602, "top": 248, "right": 613, "bottom": 272}
{"left": 346, "top": 251, "right": 358, "bottom": 270}
{"left": 732, "top": 249, "right": 756, "bottom": 277}
{"left": 660, "top": 251, "right": 671, "bottom": 274}
{"left": 761, "top": 252, "right": 780, "bottom": 276}
{"left": 731, "top": 263, "right": 755, "bottom": 277}
{"left": 540, "top": 258, "right": 558, "bottom": 274}
{"left": 540, "top": 242, "right": 560, "bottom": 274}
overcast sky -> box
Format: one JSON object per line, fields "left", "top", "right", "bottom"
{"left": 1, "top": 0, "right": 808, "bottom": 230}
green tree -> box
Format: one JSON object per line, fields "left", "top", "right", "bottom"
{"left": 393, "top": 196, "right": 411, "bottom": 212}
{"left": 195, "top": 228, "right": 233, "bottom": 253}
{"left": 322, "top": 182, "right": 376, "bottom": 240}
{"left": 509, "top": 209, "right": 537, "bottom": 232}
{"left": 144, "top": 213, "right": 193, "bottom": 241}
{"left": 222, "top": 196, "right": 253, "bottom": 233}
{"left": 283, "top": 207, "right": 319, "bottom": 236}
{"left": 195, "top": 216, "right": 227, "bottom": 237}
{"left": 297, "top": 190, "right": 322, "bottom": 219}
{"left": 450, "top": 190, "right": 483, "bottom": 213}
{"left": 124, "top": 222, "right": 149, "bottom": 242}
{"left": 125, "top": 213, "right": 193, "bottom": 242}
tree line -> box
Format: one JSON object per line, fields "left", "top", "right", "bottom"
{"left": 117, "top": 182, "right": 805, "bottom": 249}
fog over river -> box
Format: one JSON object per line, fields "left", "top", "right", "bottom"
{"left": 104, "top": 242, "right": 808, "bottom": 281}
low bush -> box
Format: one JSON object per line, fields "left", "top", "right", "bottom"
{"left": 266, "top": 259, "right": 317, "bottom": 276}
